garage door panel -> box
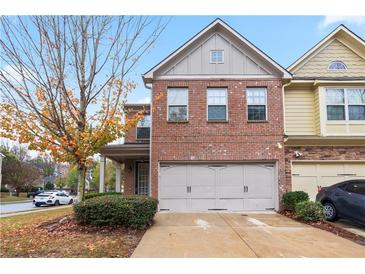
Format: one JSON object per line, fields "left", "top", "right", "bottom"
{"left": 159, "top": 186, "right": 187, "bottom": 198}
{"left": 191, "top": 199, "right": 216, "bottom": 210}
{"left": 159, "top": 199, "right": 187, "bottom": 211}
{"left": 245, "top": 166, "right": 274, "bottom": 199}
{"left": 217, "top": 186, "right": 244, "bottom": 198}
{"left": 220, "top": 166, "right": 244, "bottom": 187}
{"left": 216, "top": 199, "right": 244, "bottom": 211}
{"left": 190, "top": 186, "right": 216, "bottom": 198}
{"left": 160, "top": 166, "right": 187, "bottom": 186}
{"left": 344, "top": 163, "right": 365, "bottom": 176}
{"left": 190, "top": 166, "right": 216, "bottom": 186}
{"left": 244, "top": 199, "right": 274, "bottom": 210}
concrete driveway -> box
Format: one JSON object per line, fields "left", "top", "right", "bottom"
{"left": 132, "top": 212, "right": 365, "bottom": 258}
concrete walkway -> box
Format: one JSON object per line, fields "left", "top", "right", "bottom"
{"left": 132, "top": 212, "right": 365, "bottom": 258}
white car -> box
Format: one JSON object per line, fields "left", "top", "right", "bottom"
{"left": 33, "top": 191, "right": 74, "bottom": 207}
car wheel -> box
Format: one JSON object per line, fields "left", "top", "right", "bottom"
{"left": 54, "top": 200, "right": 60, "bottom": 206}
{"left": 35, "top": 204, "right": 41, "bottom": 207}
{"left": 68, "top": 199, "right": 74, "bottom": 205}
{"left": 323, "top": 202, "right": 338, "bottom": 221}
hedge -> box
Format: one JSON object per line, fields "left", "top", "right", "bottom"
{"left": 282, "top": 191, "right": 309, "bottom": 210}
{"left": 74, "top": 195, "right": 158, "bottom": 229}
{"left": 295, "top": 201, "right": 324, "bottom": 222}
{"left": 84, "top": 192, "right": 123, "bottom": 200}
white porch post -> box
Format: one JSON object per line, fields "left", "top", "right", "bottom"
{"left": 115, "top": 162, "right": 122, "bottom": 193}
{"left": 99, "top": 155, "right": 106, "bottom": 193}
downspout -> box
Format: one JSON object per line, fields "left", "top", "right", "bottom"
{"left": 143, "top": 78, "right": 153, "bottom": 197}
{"left": 282, "top": 79, "right": 292, "bottom": 136}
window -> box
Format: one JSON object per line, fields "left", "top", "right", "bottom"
{"left": 167, "top": 88, "right": 188, "bottom": 122}
{"left": 136, "top": 115, "right": 150, "bottom": 140}
{"left": 346, "top": 182, "right": 365, "bottom": 195}
{"left": 247, "top": 87, "right": 267, "bottom": 121}
{"left": 326, "top": 88, "right": 365, "bottom": 121}
{"left": 210, "top": 50, "right": 224, "bottom": 63}
{"left": 207, "top": 88, "right": 227, "bottom": 121}
{"left": 328, "top": 61, "right": 347, "bottom": 70}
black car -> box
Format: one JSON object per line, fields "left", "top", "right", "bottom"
{"left": 316, "top": 180, "right": 365, "bottom": 226}
{"left": 27, "top": 190, "right": 44, "bottom": 198}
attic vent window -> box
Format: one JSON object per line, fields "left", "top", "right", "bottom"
{"left": 328, "top": 61, "right": 347, "bottom": 70}
{"left": 210, "top": 50, "right": 224, "bottom": 64}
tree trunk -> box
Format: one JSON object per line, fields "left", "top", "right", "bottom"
{"left": 77, "top": 163, "right": 87, "bottom": 202}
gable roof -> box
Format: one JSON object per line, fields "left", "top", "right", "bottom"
{"left": 143, "top": 18, "right": 291, "bottom": 84}
{"left": 288, "top": 24, "right": 365, "bottom": 73}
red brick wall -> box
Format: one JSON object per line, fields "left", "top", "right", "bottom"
{"left": 124, "top": 106, "right": 150, "bottom": 143}
{"left": 123, "top": 159, "right": 135, "bottom": 195}
{"left": 151, "top": 79, "right": 286, "bottom": 199}
{"left": 285, "top": 146, "right": 365, "bottom": 192}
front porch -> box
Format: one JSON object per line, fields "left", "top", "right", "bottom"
{"left": 98, "top": 143, "right": 150, "bottom": 195}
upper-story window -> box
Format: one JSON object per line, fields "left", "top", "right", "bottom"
{"left": 136, "top": 115, "right": 151, "bottom": 140}
{"left": 328, "top": 61, "right": 347, "bottom": 70}
{"left": 326, "top": 88, "right": 365, "bottom": 121}
{"left": 210, "top": 50, "right": 224, "bottom": 64}
{"left": 167, "top": 88, "right": 188, "bottom": 122}
{"left": 247, "top": 87, "right": 267, "bottom": 121}
{"left": 207, "top": 88, "right": 227, "bottom": 121}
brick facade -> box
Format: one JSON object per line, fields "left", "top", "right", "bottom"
{"left": 151, "top": 79, "right": 287, "bottom": 199}
{"left": 285, "top": 146, "right": 365, "bottom": 191}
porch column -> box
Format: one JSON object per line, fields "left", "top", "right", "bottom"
{"left": 99, "top": 155, "right": 106, "bottom": 193}
{"left": 115, "top": 162, "right": 122, "bottom": 193}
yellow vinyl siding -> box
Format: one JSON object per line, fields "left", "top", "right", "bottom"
{"left": 313, "top": 88, "right": 321, "bottom": 134}
{"left": 285, "top": 89, "right": 316, "bottom": 135}
{"left": 293, "top": 39, "right": 365, "bottom": 78}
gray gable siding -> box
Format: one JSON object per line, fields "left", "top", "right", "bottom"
{"left": 158, "top": 32, "right": 274, "bottom": 77}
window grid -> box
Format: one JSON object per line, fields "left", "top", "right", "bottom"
{"left": 210, "top": 50, "right": 224, "bottom": 64}
{"left": 247, "top": 88, "right": 268, "bottom": 121}
{"left": 328, "top": 61, "right": 347, "bottom": 70}
{"left": 326, "top": 88, "right": 365, "bottom": 121}
{"left": 207, "top": 88, "right": 227, "bottom": 121}
{"left": 167, "top": 88, "right": 188, "bottom": 122}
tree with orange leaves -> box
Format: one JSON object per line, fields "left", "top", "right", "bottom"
{"left": 0, "top": 16, "right": 166, "bottom": 201}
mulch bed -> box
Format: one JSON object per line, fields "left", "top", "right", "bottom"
{"left": 280, "top": 210, "right": 365, "bottom": 246}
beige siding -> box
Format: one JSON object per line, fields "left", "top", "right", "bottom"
{"left": 293, "top": 39, "right": 365, "bottom": 78}
{"left": 313, "top": 88, "right": 321, "bottom": 134}
{"left": 285, "top": 89, "right": 316, "bottom": 135}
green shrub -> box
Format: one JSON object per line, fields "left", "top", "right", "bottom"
{"left": 84, "top": 192, "right": 123, "bottom": 200}
{"left": 295, "top": 201, "right": 324, "bottom": 222}
{"left": 282, "top": 191, "right": 309, "bottom": 210}
{"left": 74, "top": 195, "right": 158, "bottom": 229}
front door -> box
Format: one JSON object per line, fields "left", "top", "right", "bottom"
{"left": 136, "top": 162, "right": 149, "bottom": 195}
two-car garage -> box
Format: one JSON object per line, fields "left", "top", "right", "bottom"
{"left": 158, "top": 163, "right": 277, "bottom": 211}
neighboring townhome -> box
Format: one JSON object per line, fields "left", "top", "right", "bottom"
{"left": 284, "top": 25, "right": 365, "bottom": 200}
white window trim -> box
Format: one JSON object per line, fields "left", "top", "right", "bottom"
{"left": 136, "top": 115, "right": 151, "bottom": 140}
{"left": 206, "top": 87, "right": 228, "bottom": 121}
{"left": 327, "top": 60, "right": 347, "bottom": 71}
{"left": 210, "top": 50, "right": 224, "bottom": 64}
{"left": 167, "top": 88, "right": 189, "bottom": 122}
{"left": 246, "top": 87, "right": 268, "bottom": 121}
{"left": 325, "top": 87, "right": 365, "bottom": 122}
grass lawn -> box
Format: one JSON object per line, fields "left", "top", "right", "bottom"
{"left": 0, "top": 193, "right": 31, "bottom": 204}
{"left": 0, "top": 207, "right": 146, "bottom": 258}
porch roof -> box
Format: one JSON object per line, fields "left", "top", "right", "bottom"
{"left": 99, "top": 143, "right": 150, "bottom": 163}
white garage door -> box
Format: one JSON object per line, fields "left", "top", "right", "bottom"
{"left": 292, "top": 162, "right": 365, "bottom": 200}
{"left": 159, "top": 163, "right": 276, "bottom": 211}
